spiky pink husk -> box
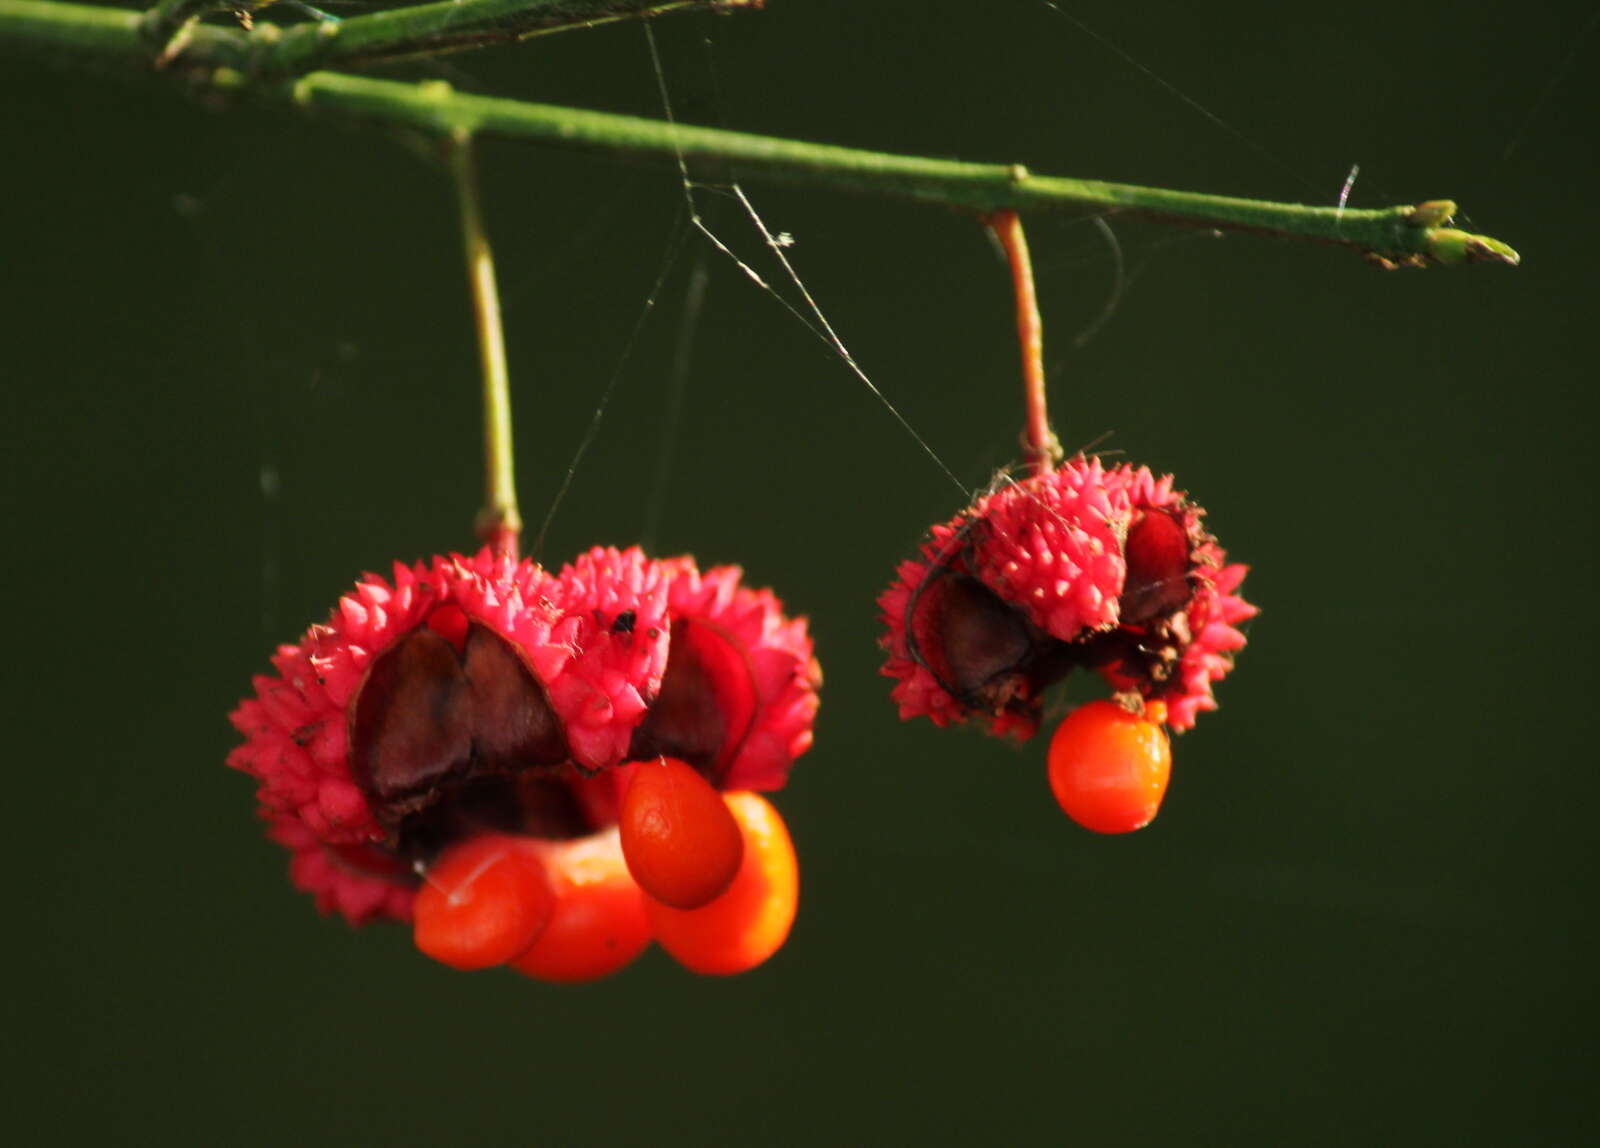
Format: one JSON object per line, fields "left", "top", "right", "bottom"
{"left": 265, "top": 814, "right": 416, "bottom": 926}
{"left": 967, "top": 458, "right": 1126, "bottom": 639}
{"left": 655, "top": 557, "right": 822, "bottom": 791}
{"left": 547, "top": 546, "right": 673, "bottom": 770}
{"left": 227, "top": 549, "right": 669, "bottom": 845}
{"left": 1098, "top": 464, "right": 1257, "bottom": 731}
{"left": 877, "top": 459, "right": 1126, "bottom": 736}
{"left": 1163, "top": 562, "right": 1255, "bottom": 729}
{"left": 876, "top": 543, "right": 1049, "bottom": 739}
{"left": 878, "top": 548, "right": 974, "bottom": 731}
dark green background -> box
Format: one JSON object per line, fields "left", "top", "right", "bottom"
{"left": 4, "top": 1, "right": 1595, "bottom": 1142}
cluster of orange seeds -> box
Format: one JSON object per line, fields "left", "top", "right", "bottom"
{"left": 412, "top": 760, "right": 798, "bottom": 979}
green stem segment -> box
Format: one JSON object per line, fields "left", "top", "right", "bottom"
{"left": 448, "top": 133, "right": 522, "bottom": 558}
{"left": 0, "top": 0, "right": 1520, "bottom": 268}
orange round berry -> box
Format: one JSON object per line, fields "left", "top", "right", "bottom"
{"left": 412, "top": 834, "right": 554, "bottom": 971}
{"left": 646, "top": 792, "right": 798, "bottom": 976}
{"left": 619, "top": 756, "right": 744, "bottom": 910}
{"left": 1046, "top": 699, "right": 1172, "bottom": 834}
{"left": 510, "top": 829, "right": 652, "bottom": 984}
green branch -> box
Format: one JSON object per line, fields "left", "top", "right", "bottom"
{"left": 210, "top": 0, "right": 757, "bottom": 78}
{"left": 1, "top": 0, "right": 1520, "bottom": 267}
{"left": 282, "top": 72, "right": 1518, "bottom": 266}
{"left": 3, "top": 0, "right": 756, "bottom": 75}
{"left": 257, "top": 0, "right": 739, "bottom": 75}
{"left": 1, "top": 0, "right": 144, "bottom": 58}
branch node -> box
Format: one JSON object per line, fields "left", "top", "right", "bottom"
{"left": 1406, "top": 199, "right": 1457, "bottom": 227}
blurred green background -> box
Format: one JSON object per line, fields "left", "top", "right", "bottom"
{"left": 3, "top": 1, "right": 1596, "bottom": 1143}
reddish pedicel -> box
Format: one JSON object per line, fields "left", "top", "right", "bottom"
{"left": 510, "top": 830, "right": 652, "bottom": 983}
{"left": 413, "top": 834, "right": 554, "bottom": 970}
{"left": 647, "top": 792, "right": 798, "bottom": 976}
{"left": 620, "top": 756, "right": 744, "bottom": 910}
{"left": 1046, "top": 699, "right": 1172, "bottom": 834}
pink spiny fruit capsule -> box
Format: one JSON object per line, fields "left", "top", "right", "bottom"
{"left": 1086, "top": 464, "right": 1257, "bottom": 731}
{"left": 878, "top": 456, "right": 1254, "bottom": 737}
{"left": 228, "top": 546, "right": 818, "bottom": 983}
{"left": 228, "top": 548, "right": 668, "bottom": 925}
{"left": 877, "top": 458, "right": 1125, "bottom": 739}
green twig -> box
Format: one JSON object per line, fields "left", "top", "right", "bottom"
{"left": 215, "top": 0, "right": 756, "bottom": 79}
{"left": 284, "top": 72, "right": 1518, "bottom": 267}
{"left": 1, "top": 0, "right": 146, "bottom": 58}
{"left": 2, "top": 0, "right": 755, "bottom": 76}
{"left": 0, "top": 0, "right": 1520, "bottom": 267}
